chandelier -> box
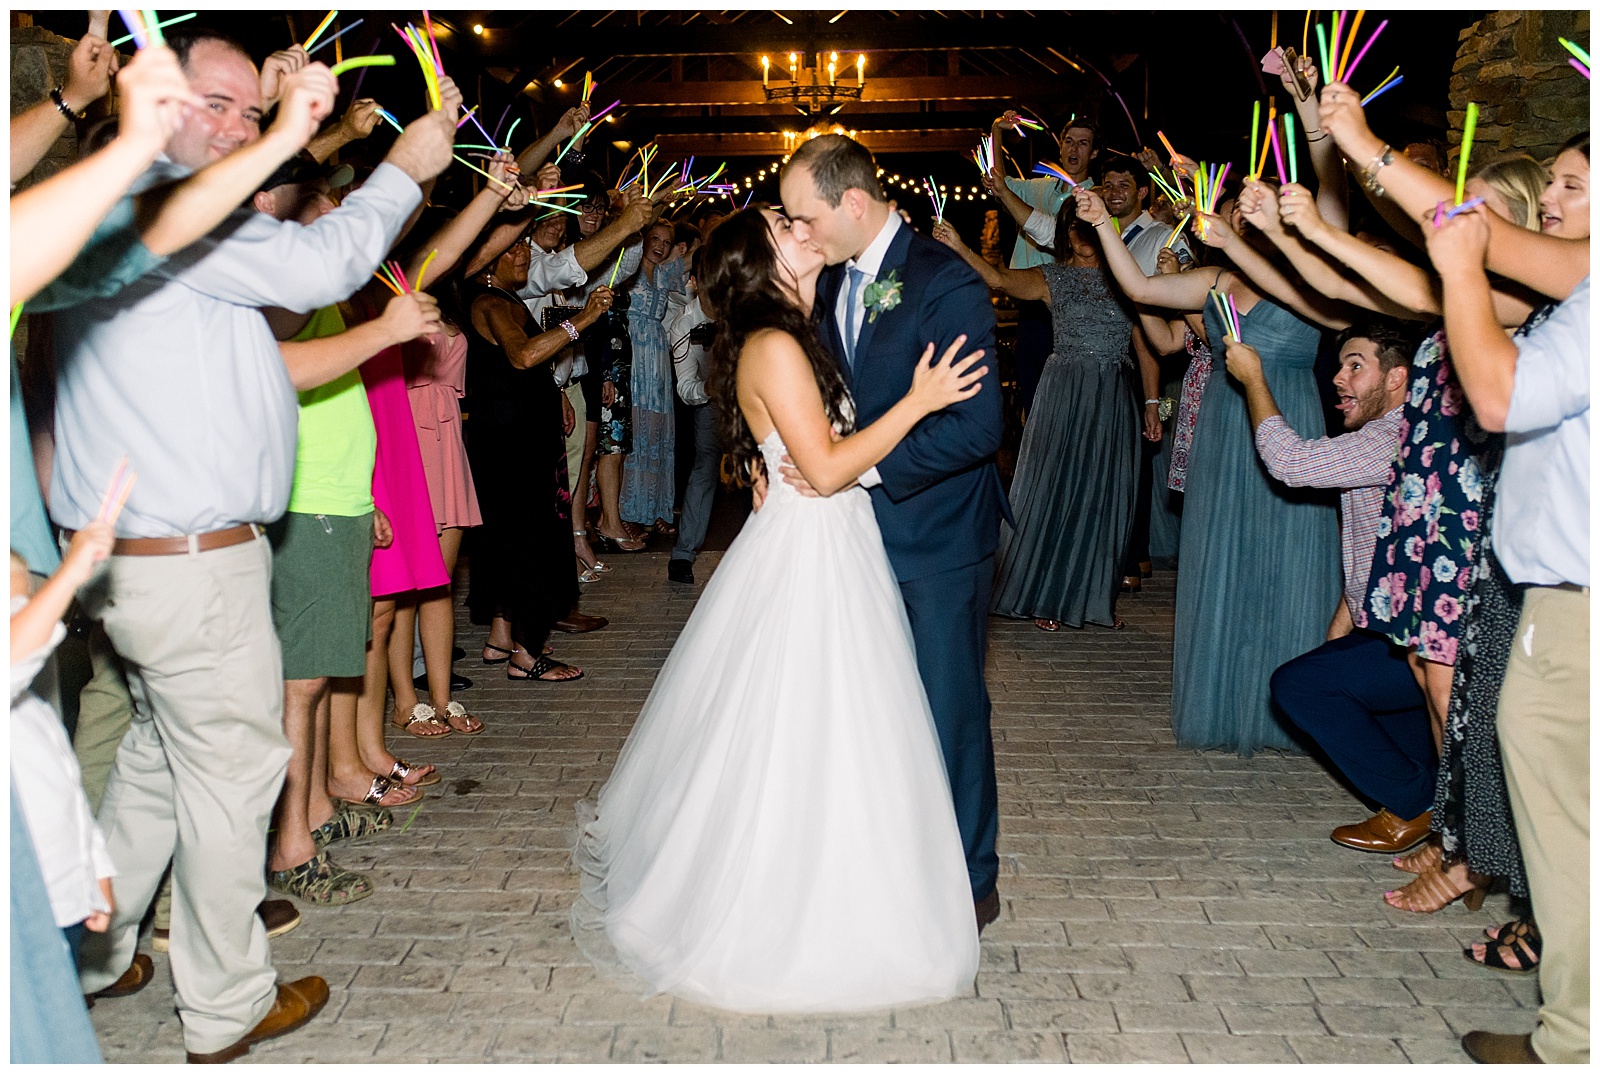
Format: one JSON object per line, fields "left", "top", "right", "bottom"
{"left": 762, "top": 51, "right": 865, "bottom": 115}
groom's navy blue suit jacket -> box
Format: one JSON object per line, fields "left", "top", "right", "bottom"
{"left": 817, "top": 222, "right": 1010, "bottom": 583}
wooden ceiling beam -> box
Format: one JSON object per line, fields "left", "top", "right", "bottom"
{"left": 602, "top": 74, "right": 1079, "bottom": 108}
{"left": 650, "top": 129, "right": 985, "bottom": 157}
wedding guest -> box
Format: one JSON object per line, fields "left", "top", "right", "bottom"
{"left": 987, "top": 111, "right": 1098, "bottom": 415}
{"left": 1137, "top": 247, "right": 1213, "bottom": 496}
{"left": 46, "top": 33, "right": 452, "bottom": 1060}
{"left": 1425, "top": 180, "right": 1590, "bottom": 1071}
{"left": 1080, "top": 186, "right": 1342, "bottom": 755}
{"left": 664, "top": 248, "right": 721, "bottom": 586}
{"left": 934, "top": 214, "right": 1135, "bottom": 630}
{"left": 619, "top": 220, "right": 687, "bottom": 534}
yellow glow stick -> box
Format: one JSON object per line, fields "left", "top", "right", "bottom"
{"left": 329, "top": 55, "right": 394, "bottom": 78}
{"left": 302, "top": 9, "right": 338, "bottom": 51}
{"left": 415, "top": 249, "right": 439, "bottom": 291}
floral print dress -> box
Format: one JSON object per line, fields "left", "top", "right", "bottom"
{"left": 1359, "top": 330, "right": 1502, "bottom": 665}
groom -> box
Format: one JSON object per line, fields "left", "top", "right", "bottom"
{"left": 779, "top": 135, "right": 1008, "bottom": 930}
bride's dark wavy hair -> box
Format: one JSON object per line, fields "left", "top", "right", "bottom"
{"left": 700, "top": 207, "right": 855, "bottom": 483}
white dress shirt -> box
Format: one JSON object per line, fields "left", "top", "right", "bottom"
{"left": 831, "top": 211, "right": 904, "bottom": 489}
{"left": 1022, "top": 207, "right": 1189, "bottom": 275}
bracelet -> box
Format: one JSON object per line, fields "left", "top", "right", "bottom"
{"left": 1359, "top": 144, "right": 1393, "bottom": 199}
{"left": 1144, "top": 398, "right": 1161, "bottom": 406}
{"left": 49, "top": 86, "right": 86, "bottom": 121}
{"left": 559, "top": 320, "right": 581, "bottom": 342}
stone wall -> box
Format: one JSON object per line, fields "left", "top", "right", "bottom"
{"left": 1450, "top": 10, "right": 1590, "bottom": 162}
{"left": 10, "top": 21, "right": 83, "bottom": 189}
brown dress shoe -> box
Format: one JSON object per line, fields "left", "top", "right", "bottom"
{"left": 185, "top": 976, "right": 330, "bottom": 1064}
{"left": 92, "top": 953, "right": 156, "bottom": 1000}
{"left": 554, "top": 612, "right": 608, "bottom": 633}
{"left": 975, "top": 889, "right": 1000, "bottom": 933}
{"left": 1330, "top": 809, "right": 1432, "bottom": 853}
{"left": 258, "top": 899, "right": 301, "bottom": 939}
{"left": 1461, "top": 1030, "right": 1541, "bottom": 1064}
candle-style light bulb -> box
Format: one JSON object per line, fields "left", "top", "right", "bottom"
{"left": 789, "top": 52, "right": 797, "bottom": 82}
{"left": 857, "top": 53, "right": 865, "bottom": 86}
{"left": 828, "top": 58, "right": 836, "bottom": 85}
{"left": 762, "top": 55, "right": 770, "bottom": 88}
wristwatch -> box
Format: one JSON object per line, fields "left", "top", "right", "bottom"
{"left": 1358, "top": 144, "right": 1394, "bottom": 199}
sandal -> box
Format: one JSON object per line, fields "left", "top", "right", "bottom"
{"left": 268, "top": 849, "right": 374, "bottom": 906}
{"left": 481, "top": 643, "right": 516, "bottom": 665}
{"left": 579, "top": 565, "right": 605, "bottom": 584}
{"left": 508, "top": 654, "right": 585, "bottom": 683}
{"left": 574, "top": 531, "right": 612, "bottom": 575}
{"left": 1465, "top": 915, "right": 1541, "bottom": 975}
{"left": 1383, "top": 861, "right": 1488, "bottom": 914}
{"left": 388, "top": 757, "right": 441, "bottom": 788}
{"left": 442, "top": 701, "right": 484, "bottom": 735}
{"left": 653, "top": 517, "right": 678, "bottom": 536}
{"left": 1034, "top": 619, "right": 1061, "bottom": 632}
{"left": 593, "top": 528, "right": 646, "bottom": 554}
{"left": 393, "top": 702, "right": 452, "bottom": 739}
{"left": 312, "top": 801, "right": 394, "bottom": 849}
{"left": 336, "top": 774, "right": 423, "bottom": 809}
{"left": 1393, "top": 839, "right": 1443, "bottom": 874}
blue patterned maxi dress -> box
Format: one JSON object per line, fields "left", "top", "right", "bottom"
{"left": 1172, "top": 297, "right": 1340, "bottom": 755}
{"left": 620, "top": 258, "right": 684, "bottom": 525}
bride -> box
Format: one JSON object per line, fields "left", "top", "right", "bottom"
{"left": 571, "top": 207, "right": 987, "bottom": 1012}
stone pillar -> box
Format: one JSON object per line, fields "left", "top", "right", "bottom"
{"left": 1449, "top": 11, "right": 1591, "bottom": 162}
{"left": 10, "top": 23, "right": 83, "bottom": 189}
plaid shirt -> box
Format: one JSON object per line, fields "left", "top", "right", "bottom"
{"left": 1255, "top": 407, "right": 1405, "bottom": 617}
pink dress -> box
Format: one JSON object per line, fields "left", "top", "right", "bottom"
{"left": 362, "top": 346, "right": 451, "bottom": 598}
{"left": 402, "top": 328, "right": 482, "bottom": 529}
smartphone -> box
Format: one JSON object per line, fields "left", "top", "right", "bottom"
{"left": 1281, "top": 47, "right": 1313, "bottom": 99}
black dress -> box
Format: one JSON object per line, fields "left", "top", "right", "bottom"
{"left": 463, "top": 282, "right": 579, "bottom": 648}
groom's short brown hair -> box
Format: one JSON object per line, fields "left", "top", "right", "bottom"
{"left": 785, "top": 134, "right": 886, "bottom": 208}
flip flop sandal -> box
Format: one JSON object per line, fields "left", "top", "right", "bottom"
{"left": 337, "top": 774, "right": 423, "bottom": 809}
{"left": 393, "top": 702, "right": 452, "bottom": 738}
{"left": 442, "top": 701, "right": 485, "bottom": 735}
{"left": 388, "top": 757, "right": 441, "bottom": 787}
{"left": 312, "top": 801, "right": 394, "bottom": 849}
{"left": 508, "top": 654, "right": 585, "bottom": 683}
{"left": 481, "top": 643, "right": 516, "bottom": 665}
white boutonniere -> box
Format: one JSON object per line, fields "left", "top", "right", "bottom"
{"left": 862, "top": 270, "right": 903, "bottom": 323}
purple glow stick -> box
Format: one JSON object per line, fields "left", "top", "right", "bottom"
{"left": 492, "top": 103, "right": 513, "bottom": 144}
{"left": 1340, "top": 19, "right": 1387, "bottom": 85}
{"left": 587, "top": 98, "right": 622, "bottom": 123}
{"left": 466, "top": 109, "right": 496, "bottom": 147}
{"left": 1444, "top": 195, "right": 1486, "bottom": 220}
{"left": 1571, "top": 58, "right": 1592, "bottom": 79}
{"left": 350, "top": 35, "right": 384, "bottom": 98}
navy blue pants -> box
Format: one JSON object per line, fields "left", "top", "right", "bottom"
{"left": 900, "top": 556, "right": 1000, "bottom": 899}
{"left": 1270, "top": 630, "right": 1435, "bottom": 819}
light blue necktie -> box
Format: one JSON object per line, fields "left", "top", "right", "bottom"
{"left": 843, "top": 265, "right": 866, "bottom": 368}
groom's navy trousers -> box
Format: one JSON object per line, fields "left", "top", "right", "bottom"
{"left": 818, "top": 217, "right": 1008, "bottom": 899}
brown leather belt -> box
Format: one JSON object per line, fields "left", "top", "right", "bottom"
{"left": 65, "top": 523, "right": 263, "bottom": 557}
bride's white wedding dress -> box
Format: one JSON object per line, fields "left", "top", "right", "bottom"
{"left": 572, "top": 428, "right": 979, "bottom": 1013}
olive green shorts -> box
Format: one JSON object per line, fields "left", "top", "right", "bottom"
{"left": 267, "top": 511, "right": 373, "bottom": 680}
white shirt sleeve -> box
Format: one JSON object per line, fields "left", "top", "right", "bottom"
{"left": 859, "top": 466, "right": 883, "bottom": 488}
{"left": 519, "top": 245, "right": 588, "bottom": 301}
{"left": 1021, "top": 208, "right": 1057, "bottom": 249}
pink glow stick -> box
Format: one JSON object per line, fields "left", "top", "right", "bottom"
{"left": 1268, "top": 119, "right": 1286, "bottom": 182}
{"left": 1340, "top": 19, "right": 1387, "bottom": 85}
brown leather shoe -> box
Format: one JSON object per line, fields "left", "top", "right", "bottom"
{"left": 1461, "top": 1030, "right": 1541, "bottom": 1064}
{"left": 554, "top": 612, "right": 608, "bottom": 633}
{"left": 258, "top": 899, "right": 301, "bottom": 939}
{"left": 975, "top": 888, "right": 1000, "bottom": 933}
{"left": 1330, "top": 809, "right": 1432, "bottom": 853}
{"left": 185, "top": 976, "right": 330, "bottom": 1064}
{"left": 92, "top": 953, "right": 156, "bottom": 1000}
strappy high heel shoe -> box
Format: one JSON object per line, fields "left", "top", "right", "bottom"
{"left": 573, "top": 530, "right": 611, "bottom": 583}
{"left": 1384, "top": 861, "right": 1488, "bottom": 913}
{"left": 592, "top": 527, "right": 646, "bottom": 554}
{"left": 1393, "top": 838, "right": 1443, "bottom": 875}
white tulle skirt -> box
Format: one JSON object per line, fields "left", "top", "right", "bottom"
{"left": 572, "top": 438, "right": 979, "bottom": 1013}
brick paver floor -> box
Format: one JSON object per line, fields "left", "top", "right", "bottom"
{"left": 90, "top": 556, "right": 1537, "bottom": 1063}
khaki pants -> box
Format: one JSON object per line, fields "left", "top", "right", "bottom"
{"left": 73, "top": 623, "right": 135, "bottom": 813}
{"left": 1498, "top": 585, "right": 1589, "bottom": 1064}
{"left": 76, "top": 536, "right": 290, "bottom": 1054}
{"left": 564, "top": 381, "right": 587, "bottom": 497}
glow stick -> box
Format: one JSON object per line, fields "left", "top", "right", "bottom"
{"left": 1340, "top": 18, "right": 1386, "bottom": 84}
{"left": 110, "top": 11, "right": 194, "bottom": 47}
{"left": 504, "top": 118, "right": 523, "bottom": 149}
{"left": 415, "top": 249, "right": 439, "bottom": 290}
{"left": 350, "top": 36, "right": 384, "bottom": 98}
{"left": 1249, "top": 101, "right": 1260, "bottom": 179}
{"left": 1559, "top": 37, "right": 1590, "bottom": 68}
{"left": 582, "top": 71, "right": 593, "bottom": 103}
{"left": 1213, "top": 162, "right": 1231, "bottom": 203}
{"left": 1361, "top": 75, "right": 1402, "bottom": 105}
{"left": 455, "top": 104, "right": 478, "bottom": 129}
{"left": 8, "top": 303, "right": 22, "bottom": 339}
{"left": 1012, "top": 116, "right": 1044, "bottom": 131}
{"left": 452, "top": 154, "right": 516, "bottom": 191}
{"left": 1571, "top": 59, "right": 1592, "bottom": 79}
{"left": 375, "top": 107, "right": 405, "bottom": 133}
{"left": 1164, "top": 216, "right": 1190, "bottom": 248}
{"left": 115, "top": 9, "right": 148, "bottom": 49}
{"left": 588, "top": 99, "right": 622, "bottom": 124}
{"left": 1284, "top": 113, "right": 1298, "bottom": 185}
{"left": 1444, "top": 195, "right": 1486, "bottom": 220}
{"left": 1209, "top": 290, "right": 1231, "bottom": 337}
{"left": 1330, "top": 11, "right": 1343, "bottom": 82}
{"left": 387, "top": 259, "right": 411, "bottom": 292}
{"left": 307, "top": 19, "right": 362, "bottom": 56}
{"left": 1255, "top": 104, "right": 1275, "bottom": 179}
{"left": 464, "top": 108, "right": 497, "bottom": 147}
{"left": 1455, "top": 102, "right": 1477, "bottom": 205}
{"left": 302, "top": 10, "right": 338, "bottom": 52}
{"left": 1227, "top": 293, "right": 1243, "bottom": 339}
{"left": 1335, "top": 10, "right": 1365, "bottom": 83}
{"left": 555, "top": 121, "right": 593, "bottom": 164}
{"left": 529, "top": 201, "right": 582, "bottom": 216}
{"left": 607, "top": 245, "right": 627, "bottom": 287}
{"left": 1031, "top": 162, "right": 1078, "bottom": 188}
{"left": 106, "top": 471, "right": 138, "bottom": 525}
{"left": 1302, "top": 10, "right": 1312, "bottom": 56}
{"left": 373, "top": 270, "right": 403, "bottom": 297}
{"left": 140, "top": 8, "right": 166, "bottom": 46}
{"left": 1315, "top": 22, "right": 1331, "bottom": 85}
{"left": 96, "top": 457, "right": 131, "bottom": 522}
{"left": 1157, "top": 130, "right": 1180, "bottom": 162}
{"left": 422, "top": 9, "right": 445, "bottom": 76}
{"left": 330, "top": 55, "right": 394, "bottom": 78}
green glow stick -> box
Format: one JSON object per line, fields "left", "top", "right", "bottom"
{"left": 1284, "top": 113, "right": 1298, "bottom": 185}
{"left": 1559, "top": 37, "right": 1590, "bottom": 68}
{"left": 109, "top": 11, "right": 195, "bottom": 47}
{"left": 9, "top": 303, "right": 23, "bottom": 339}
{"left": 329, "top": 54, "right": 395, "bottom": 78}
{"left": 1249, "top": 100, "right": 1260, "bottom": 179}
{"left": 1455, "top": 102, "right": 1477, "bottom": 206}
{"left": 1316, "top": 23, "right": 1331, "bottom": 86}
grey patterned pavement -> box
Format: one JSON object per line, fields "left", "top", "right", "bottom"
{"left": 88, "top": 557, "right": 1536, "bottom": 1062}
